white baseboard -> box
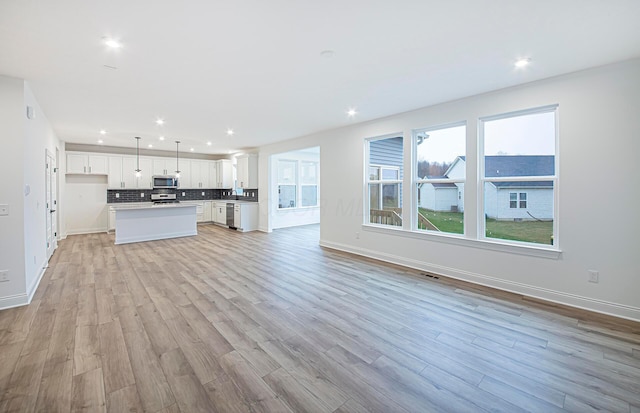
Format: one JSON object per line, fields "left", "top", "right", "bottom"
{"left": 27, "top": 264, "right": 47, "bottom": 303}
{"left": 0, "top": 293, "right": 29, "bottom": 310}
{"left": 319, "top": 239, "right": 640, "bottom": 323}
{"left": 65, "top": 227, "right": 107, "bottom": 236}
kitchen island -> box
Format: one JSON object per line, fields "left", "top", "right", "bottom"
{"left": 113, "top": 203, "right": 197, "bottom": 245}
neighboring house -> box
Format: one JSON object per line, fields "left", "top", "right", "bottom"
{"left": 419, "top": 155, "right": 554, "bottom": 220}
{"left": 369, "top": 137, "right": 403, "bottom": 209}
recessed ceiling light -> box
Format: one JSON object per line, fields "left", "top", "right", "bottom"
{"left": 227, "top": 128, "right": 234, "bottom": 136}
{"left": 159, "top": 136, "right": 165, "bottom": 141}
{"left": 514, "top": 57, "right": 531, "bottom": 68}
{"left": 104, "top": 38, "right": 122, "bottom": 49}
{"left": 347, "top": 108, "right": 357, "bottom": 117}
{"left": 156, "top": 118, "right": 165, "bottom": 125}
{"left": 207, "top": 141, "right": 212, "bottom": 146}
{"left": 148, "top": 144, "right": 153, "bottom": 148}
{"left": 99, "top": 129, "right": 107, "bottom": 135}
{"left": 97, "top": 139, "right": 104, "bottom": 144}
{"left": 190, "top": 148, "right": 194, "bottom": 152}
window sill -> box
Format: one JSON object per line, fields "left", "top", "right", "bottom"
{"left": 361, "top": 224, "right": 561, "bottom": 259}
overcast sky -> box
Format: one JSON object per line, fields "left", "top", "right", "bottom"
{"left": 416, "top": 111, "right": 555, "bottom": 163}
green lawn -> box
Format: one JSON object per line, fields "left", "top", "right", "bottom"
{"left": 418, "top": 209, "right": 463, "bottom": 234}
{"left": 418, "top": 208, "right": 554, "bottom": 245}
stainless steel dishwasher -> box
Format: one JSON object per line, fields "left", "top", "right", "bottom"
{"left": 226, "top": 202, "right": 235, "bottom": 228}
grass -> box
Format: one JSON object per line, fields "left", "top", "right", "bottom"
{"left": 418, "top": 208, "right": 554, "bottom": 245}
{"left": 418, "top": 209, "right": 463, "bottom": 234}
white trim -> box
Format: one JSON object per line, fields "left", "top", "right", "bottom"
{"left": 27, "top": 265, "right": 47, "bottom": 303}
{"left": 319, "top": 239, "right": 640, "bottom": 322}
{"left": 362, "top": 223, "right": 561, "bottom": 259}
{"left": 0, "top": 293, "right": 29, "bottom": 310}
{"left": 65, "top": 228, "right": 108, "bottom": 236}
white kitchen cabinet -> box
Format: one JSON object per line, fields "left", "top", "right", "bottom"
{"left": 108, "top": 207, "right": 116, "bottom": 231}
{"left": 213, "top": 202, "right": 227, "bottom": 225}
{"left": 110, "top": 156, "right": 152, "bottom": 189}
{"left": 190, "top": 160, "right": 211, "bottom": 188}
{"left": 210, "top": 160, "right": 233, "bottom": 188}
{"left": 152, "top": 158, "right": 178, "bottom": 176}
{"left": 203, "top": 201, "right": 212, "bottom": 222}
{"left": 67, "top": 153, "right": 108, "bottom": 174}
{"left": 236, "top": 154, "right": 258, "bottom": 189}
{"left": 233, "top": 202, "right": 258, "bottom": 232}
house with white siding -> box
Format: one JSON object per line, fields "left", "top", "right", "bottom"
{"left": 419, "top": 155, "right": 554, "bottom": 220}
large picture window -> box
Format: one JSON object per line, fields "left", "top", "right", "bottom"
{"left": 481, "top": 106, "right": 557, "bottom": 246}
{"left": 363, "top": 105, "right": 558, "bottom": 251}
{"left": 414, "top": 123, "right": 466, "bottom": 235}
{"left": 366, "top": 135, "right": 403, "bottom": 227}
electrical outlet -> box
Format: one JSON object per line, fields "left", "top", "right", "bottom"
{"left": 202, "top": 192, "right": 205, "bottom": 196}
{"left": 115, "top": 193, "right": 120, "bottom": 198}
{"left": 588, "top": 270, "right": 599, "bottom": 283}
{"left": 0, "top": 270, "right": 8, "bottom": 282}
{"left": 0, "top": 204, "right": 8, "bottom": 216}
{"left": 140, "top": 193, "right": 145, "bottom": 197}
{"left": 182, "top": 192, "right": 186, "bottom": 197}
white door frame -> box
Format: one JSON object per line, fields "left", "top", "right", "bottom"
{"left": 45, "top": 149, "right": 58, "bottom": 260}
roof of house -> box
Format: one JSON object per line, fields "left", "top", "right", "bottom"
{"left": 445, "top": 155, "right": 554, "bottom": 188}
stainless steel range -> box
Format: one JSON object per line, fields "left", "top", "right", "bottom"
{"left": 151, "top": 193, "right": 179, "bottom": 204}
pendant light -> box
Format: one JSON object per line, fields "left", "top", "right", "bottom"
{"left": 175, "top": 140, "right": 181, "bottom": 178}
{"left": 134, "top": 136, "right": 142, "bottom": 177}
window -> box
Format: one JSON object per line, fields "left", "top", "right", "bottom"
{"left": 277, "top": 159, "right": 319, "bottom": 209}
{"left": 300, "top": 161, "right": 318, "bottom": 207}
{"left": 481, "top": 106, "right": 557, "bottom": 246}
{"left": 362, "top": 105, "right": 559, "bottom": 252}
{"left": 414, "top": 123, "right": 466, "bottom": 234}
{"left": 366, "top": 135, "right": 403, "bottom": 227}
{"left": 278, "top": 160, "right": 297, "bottom": 209}
{"left": 509, "top": 192, "right": 527, "bottom": 209}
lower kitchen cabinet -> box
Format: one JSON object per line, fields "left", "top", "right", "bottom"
{"left": 213, "top": 202, "right": 227, "bottom": 225}
{"left": 233, "top": 203, "right": 258, "bottom": 232}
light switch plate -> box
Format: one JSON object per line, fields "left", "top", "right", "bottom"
{"left": 0, "top": 204, "right": 8, "bottom": 216}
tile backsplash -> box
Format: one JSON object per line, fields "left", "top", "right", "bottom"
{"left": 107, "top": 188, "right": 258, "bottom": 203}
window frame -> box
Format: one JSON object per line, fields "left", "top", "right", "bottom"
{"left": 364, "top": 134, "right": 404, "bottom": 228}
{"left": 478, "top": 104, "right": 559, "bottom": 248}
{"left": 412, "top": 121, "right": 466, "bottom": 236}
{"left": 277, "top": 159, "right": 320, "bottom": 210}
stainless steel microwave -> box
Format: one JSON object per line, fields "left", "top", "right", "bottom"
{"left": 152, "top": 175, "right": 179, "bottom": 189}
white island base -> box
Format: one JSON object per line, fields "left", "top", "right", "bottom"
{"left": 114, "top": 204, "right": 197, "bottom": 245}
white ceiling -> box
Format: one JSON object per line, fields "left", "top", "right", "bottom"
{"left": 1, "top": 1, "right": 640, "bottom": 155}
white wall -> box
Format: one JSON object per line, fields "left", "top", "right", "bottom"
{"left": 23, "top": 83, "right": 61, "bottom": 295}
{"left": 0, "top": 76, "right": 61, "bottom": 309}
{"left": 0, "top": 76, "right": 27, "bottom": 308}
{"left": 259, "top": 59, "right": 640, "bottom": 321}
{"left": 64, "top": 175, "right": 108, "bottom": 234}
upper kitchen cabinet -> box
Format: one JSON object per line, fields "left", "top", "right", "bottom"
{"left": 236, "top": 154, "right": 258, "bottom": 189}
{"left": 189, "top": 160, "right": 211, "bottom": 189}
{"left": 210, "top": 159, "right": 233, "bottom": 188}
{"left": 66, "top": 153, "right": 108, "bottom": 174}
{"left": 109, "top": 156, "right": 152, "bottom": 189}
{"left": 152, "top": 158, "right": 178, "bottom": 176}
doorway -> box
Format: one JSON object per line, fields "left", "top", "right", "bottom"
{"left": 45, "top": 149, "right": 58, "bottom": 260}
{"left": 269, "top": 146, "right": 320, "bottom": 230}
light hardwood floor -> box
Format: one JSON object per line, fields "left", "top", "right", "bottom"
{"left": 1, "top": 224, "right": 639, "bottom": 412}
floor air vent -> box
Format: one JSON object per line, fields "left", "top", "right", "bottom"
{"left": 421, "top": 273, "right": 439, "bottom": 280}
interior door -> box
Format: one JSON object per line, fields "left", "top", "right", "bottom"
{"left": 45, "top": 150, "right": 58, "bottom": 260}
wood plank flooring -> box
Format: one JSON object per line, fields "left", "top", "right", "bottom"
{"left": 1, "top": 223, "right": 639, "bottom": 412}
